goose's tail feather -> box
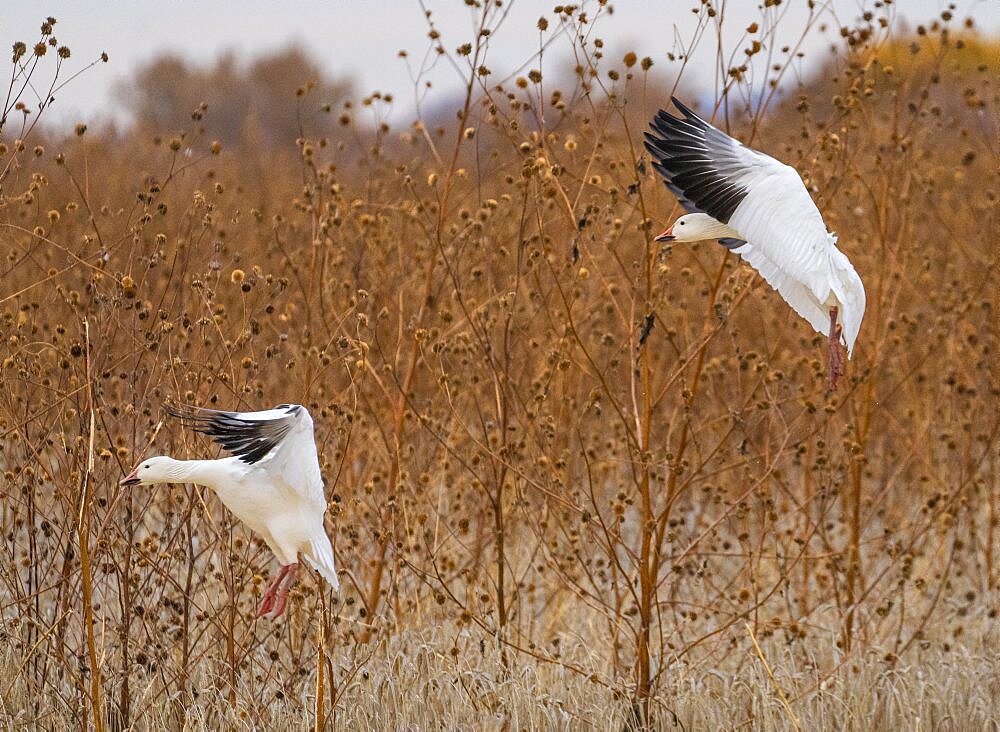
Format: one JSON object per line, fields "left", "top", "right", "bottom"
{"left": 304, "top": 534, "right": 340, "bottom": 591}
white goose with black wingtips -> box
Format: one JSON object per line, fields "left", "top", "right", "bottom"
{"left": 644, "top": 97, "right": 866, "bottom": 391}
{"left": 120, "top": 403, "right": 339, "bottom": 619}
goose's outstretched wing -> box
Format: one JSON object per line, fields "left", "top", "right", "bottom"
{"left": 166, "top": 402, "right": 326, "bottom": 503}
{"left": 165, "top": 403, "right": 303, "bottom": 464}
{"left": 645, "top": 98, "right": 865, "bottom": 356}
{"left": 643, "top": 97, "right": 760, "bottom": 226}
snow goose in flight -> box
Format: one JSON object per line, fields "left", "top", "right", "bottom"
{"left": 644, "top": 97, "right": 865, "bottom": 391}
{"left": 120, "top": 403, "right": 339, "bottom": 619}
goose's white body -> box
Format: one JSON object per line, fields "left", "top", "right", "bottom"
{"left": 645, "top": 98, "right": 866, "bottom": 358}
{"left": 122, "top": 404, "right": 339, "bottom": 615}
{"left": 180, "top": 456, "right": 338, "bottom": 587}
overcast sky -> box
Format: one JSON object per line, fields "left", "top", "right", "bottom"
{"left": 4, "top": 0, "right": 997, "bottom": 130}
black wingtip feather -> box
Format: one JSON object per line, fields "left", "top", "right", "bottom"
{"left": 670, "top": 96, "right": 703, "bottom": 123}
{"left": 165, "top": 402, "right": 295, "bottom": 464}
{"left": 646, "top": 99, "right": 750, "bottom": 225}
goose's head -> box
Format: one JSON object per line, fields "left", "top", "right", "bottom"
{"left": 120, "top": 456, "right": 178, "bottom": 486}
{"left": 655, "top": 213, "right": 734, "bottom": 243}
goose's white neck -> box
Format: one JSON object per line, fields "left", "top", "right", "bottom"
{"left": 151, "top": 457, "right": 232, "bottom": 491}
{"left": 666, "top": 212, "right": 743, "bottom": 242}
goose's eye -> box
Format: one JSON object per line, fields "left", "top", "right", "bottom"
{"left": 144, "top": 464, "right": 150, "bottom": 469}
{"left": 680, "top": 221, "right": 685, "bottom": 226}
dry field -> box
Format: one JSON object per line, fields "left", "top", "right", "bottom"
{"left": 1, "top": 4, "right": 998, "bottom": 730}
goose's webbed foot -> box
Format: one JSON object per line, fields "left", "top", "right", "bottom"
{"left": 255, "top": 562, "right": 298, "bottom": 619}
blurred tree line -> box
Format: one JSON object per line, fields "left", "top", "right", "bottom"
{"left": 116, "top": 46, "right": 352, "bottom": 150}
{"left": 109, "top": 31, "right": 997, "bottom": 164}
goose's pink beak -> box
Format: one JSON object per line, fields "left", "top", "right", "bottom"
{"left": 120, "top": 465, "right": 141, "bottom": 487}
{"left": 655, "top": 226, "right": 675, "bottom": 242}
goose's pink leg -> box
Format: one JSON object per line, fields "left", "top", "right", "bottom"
{"left": 826, "top": 307, "right": 845, "bottom": 395}
{"left": 256, "top": 563, "right": 294, "bottom": 619}
{"left": 268, "top": 563, "right": 299, "bottom": 618}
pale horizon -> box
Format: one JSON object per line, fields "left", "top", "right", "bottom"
{"left": 4, "top": 0, "right": 998, "bottom": 132}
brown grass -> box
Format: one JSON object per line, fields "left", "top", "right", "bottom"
{"left": 1, "top": 4, "right": 998, "bottom": 729}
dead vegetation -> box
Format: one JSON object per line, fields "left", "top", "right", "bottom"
{"left": 1, "top": 3, "right": 997, "bottom": 729}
